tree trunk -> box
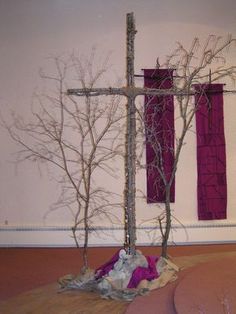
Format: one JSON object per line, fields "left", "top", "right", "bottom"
{"left": 83, "top": 221, "right": 89, "bottom": 269}
{"left": 161, "top": 186, "right": 171, "bottom": 258}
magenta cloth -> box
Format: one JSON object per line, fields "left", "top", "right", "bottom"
{"left": 95, "top": 249, "right": 159, "bottom": 288}
{"left": 143, "top": 69, "right": 175, "bottom": 203}
{"left": 194, "top": 84, "right": 227, "bottom": 220}
{"left": 127, "top": 255, "right": 159, "bottom": 288}
{"left": 95, "top": 249, "right": 120, "bottom": 279}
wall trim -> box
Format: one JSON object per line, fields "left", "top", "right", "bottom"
{"left": 1, "top": 222, "right": 236, "bottom": 247}
{"left": 1, "top": 222, "right": 236, "bottom": 231}
{"left": 0, "top": 241, "right": 236, "bottom": 248}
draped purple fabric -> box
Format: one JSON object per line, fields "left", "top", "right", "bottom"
{"left": 127, "top": 255, "right": 159, "bottom": 288}
{"left": 95, "top": 250, "right": 120, "bottom": 279}
{"left": 143, "top": 69, "right": 175, "bottom": 203}
{"left": 194, "top": 84, "right": 227, "bottom": 220}
{"left": 95, "top": 249, "right": 159, "bottom": 289}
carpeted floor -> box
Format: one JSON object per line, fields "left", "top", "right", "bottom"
{"left": 0, "top": 244, "right": 236, "bottom": 313}
{"left": 126, "top": 251, "right": 236, "bottom": 314}
{"left": 174, "top": 255, "right": 236, "bottom": 313}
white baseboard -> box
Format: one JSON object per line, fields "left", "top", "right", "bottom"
{"left": 0, "top": 222, "right": 236, "bottom": 247}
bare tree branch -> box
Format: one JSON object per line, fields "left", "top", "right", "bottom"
{"left": 1, "top": 52, "right": 125, "bottom": 269}
{"left": 137, "top": 35, "right": 236, "bottom": 257}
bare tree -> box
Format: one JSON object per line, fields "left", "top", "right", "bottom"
{"left": 137, "top": 35, "right": 236, "bottom": 258}
{"left": 1, "top": 52, "right": 124, "bottom": 269}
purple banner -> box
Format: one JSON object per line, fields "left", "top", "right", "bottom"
{"left": 194, "top": 84, "right": 227, "bottom": 220}
{"left": 143, "top": 69, "right": 175, "bottom": 203}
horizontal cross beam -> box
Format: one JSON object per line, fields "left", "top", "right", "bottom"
{"left": 67, "top": 87, "right": 236, "bottom": 98}
{"left": 67, "top": 87, "right": 196, "bottom": 98}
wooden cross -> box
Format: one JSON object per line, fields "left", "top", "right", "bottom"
{"left": 67, "top": 13, "right": 178, "bottom": 255}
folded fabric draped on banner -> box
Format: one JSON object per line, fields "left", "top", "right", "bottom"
{"left": 143, "top": 68, "right": 175, "bottom": 203}
{"left": 194, "top": 84, "right": 227, "bottom": 220}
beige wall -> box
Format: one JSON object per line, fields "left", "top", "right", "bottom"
{"left": 0, "top": 0, "right": 236, "bottom": 246}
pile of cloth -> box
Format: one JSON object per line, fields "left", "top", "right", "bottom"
{"left": 59, "top": 249, "right": 179, "bottom": 301}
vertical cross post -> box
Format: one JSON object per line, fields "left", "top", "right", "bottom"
{"left": 67, "top": 12, "right": 179, "bottom": 255}
{"left": 124, "top": 13, "right": 137, "bottom": 255}
{"left": 67, "top": 13, "right": 181, "bottom": 255}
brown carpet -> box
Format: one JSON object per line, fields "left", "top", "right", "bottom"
{"left": 125, "top": 251, "right": 236, "bottom": 314}
{"left": 174, "top": 255, "right": 236, "bottom": 313}
{"left": 0, "top": 245, "right": 236, "bottom": 313}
